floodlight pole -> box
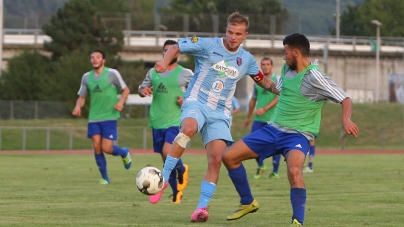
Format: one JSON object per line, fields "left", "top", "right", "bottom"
{"left": 336, "top": 0, "right": 340, "bottom": 40}
{"left": 371, "top": 20, "right": 382, "bottom": 103}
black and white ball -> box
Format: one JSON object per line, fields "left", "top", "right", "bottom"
{"left": 136, "top": 166, "right": 165, "bottom": 195}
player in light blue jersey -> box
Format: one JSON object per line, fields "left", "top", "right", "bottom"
{"left": 149, "top": 12, "right": 278, "bottom": 223}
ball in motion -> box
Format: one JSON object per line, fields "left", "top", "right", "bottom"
{"left": 136, "top": 166, "right": 165, "bottom": 195}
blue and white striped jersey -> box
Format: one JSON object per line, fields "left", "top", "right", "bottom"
{"left": 178, "top": 37, "right": 259, "bottom": 117}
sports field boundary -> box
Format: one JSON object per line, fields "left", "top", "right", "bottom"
{"left": 0, "top": 149, "right": 403, "bottom": 155}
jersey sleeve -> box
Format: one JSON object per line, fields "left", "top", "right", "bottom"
{"left": 308, "top": 69, "right": 349, "bottom": 103}
{"left": 246, "top": 54, "right": 260, "bottom": 76}
{"left": 178, "top": 68, "right": 193, "bottom": 92}
{"left": 77, "top": 73, "right": 88, "bottom": 97}
{"left": 139, "top": 68, "right": 153, "bottom": 90}
{"left": 178, "top": 37, "right": 209, "bottom": 58}
{"left": 109, "top": 68, "right": 127, "bottom": 90}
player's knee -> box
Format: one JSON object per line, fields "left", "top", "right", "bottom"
{"left": 174, "top": 133, "right": 191, "bottom": 148}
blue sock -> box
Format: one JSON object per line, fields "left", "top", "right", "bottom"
{"left": 290, "top": 188, "right": 306, "bottom": 224}
{"left": 94, "top": 153, "right": 109, "bottom": 182}
{"left": 256, "top": 158, "right": 264, "bottom": 167}
{"left": 272, "top": 155, "right": 281, "bottom": 173}
{"left": 175, "top": 158, "right": 185, "bottom": 175}
{"left": 112, "top": 145, "right": 125, "bottom": 157}
{"left": 308, "top": 145, "right": 315, "bottom": 169}
{"left": 162, "top": 155, "right": 178, "bottom": 183}
{"left": 196, "top": 180, "right": 216, "bottom": 209}
{"left": 168, "top": 169, "right": 178, "bottom": 194}
{"left": 228, "top": 163, "right": 254, "bottom": 205}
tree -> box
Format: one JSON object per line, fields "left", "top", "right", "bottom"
{"left": 0, "top": 50, "right": 52, "bottom": 100}
{"left": 338, "top": 0, "right": 404, "bottom": 37}
{"left": 159, "top": 0, "right": 288, "bottom": 34}
{"left": 42, "top": 0, "right": 127, "bottom": 59}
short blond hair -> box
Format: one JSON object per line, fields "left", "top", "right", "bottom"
{"left": 227, "top": 12, "right": 249, "bottom": 31}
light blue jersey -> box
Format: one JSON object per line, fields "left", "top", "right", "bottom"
{"left": 179, "top": 37, "right": 259, "bottom": 118}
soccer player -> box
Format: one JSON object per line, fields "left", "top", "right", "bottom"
{"left": 149, "top": 12, "right": 277, "bottom": 222}
{"left": 244, "top": 57, "right": 281, "bottom": 179}
{"left": 138, "top": 39, "right": 193, "bottom": 204}
{"left": 222, "top": 33, "right": 359, "bottom": 226}
{"left": 72, "top": 50, "right": 132, "bottom": 185}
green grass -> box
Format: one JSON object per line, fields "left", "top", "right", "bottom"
{"left": 0, "top": 103, "right": 404, "bottom": 150}
{"left": 0, "top": 153, "right": 403, "bottom": 226}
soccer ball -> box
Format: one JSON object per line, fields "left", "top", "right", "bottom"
{"left": 136, "top": 166, "right": 165, "bottom": 195}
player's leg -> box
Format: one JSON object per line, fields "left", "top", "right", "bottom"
{"left": 284, "top": 134, "right": 310, "bottom": 226}
{"left": 162, "top": 127, "right": 184, "bottom": 203}
{"left": 150, "top": 114, "right": 201, "bottom": 204}
{"left": 269, "top": 154, "right": 281, "bottom": 178}
{"left": 251, "top": 121, "right": 268, "bottom": 179}
{"left": 101, "top": 120, "right": 131, "bottom": 169}
{"left": 222, "top": 140, "right": 260, "bottom": 220}
{"left": 304, "top": 140, "right": 316, "bottom": 173}
{"left": 223, "top": 125, "right": 278, "bottom": 220}
{"left": 190, "top": 139, "right": 227, "bottom": 222}
{"left": 88, "top": 122, "right": 110, "bottom": 184}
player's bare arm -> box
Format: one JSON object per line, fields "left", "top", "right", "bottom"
{"left": 72, "top": 96, "right": 86, "bottom": 116}
{"left": 115, "top": 87, "right": 130, "bottom": 112}
{"left": 139, "top": 86, "right": 153, "bottom": 97}
{"left": 341, "top": 98, "right": 359, "bottom": 137}
{"left": 155, "top": 44, "right": 180, "bottom": 73}
{"left": 251, "top": 71, "right": 280, "bottom": 95}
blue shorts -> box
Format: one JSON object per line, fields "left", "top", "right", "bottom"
{"left": 152, "top": 126, "right": 180, "bottom": 153}
{"left": 242, "top": 125, "right": 309, "bottom": 163}
{"left": 87, "top": 120, "right": 118, "bottom": 140}
{"left": 181, "top": 101, "right": 233, "bottom": 146}
{"left": 251, "top": 121, "right": 268, "bottom": 133}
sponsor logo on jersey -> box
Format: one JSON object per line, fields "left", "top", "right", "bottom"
{"left": 156, "top": 82, "right": 168, "bottom": 93}
{"left": 191, "top": 37, "right": 199, "bottom": 43}
{"left": 200, "top": 87, "right": 227, "bottom": 100}
{"left": 236, "top": 57, "right": 242, "bottom": 66}
{"left": 93, "top": 84, "right": 102, "bottom": 92}
{"left": 295, "top": 144, "right": 302, "bottom": 148}
{"left": 211, "top": 80, "right": 224, "bottom": 93}
{"left": 211, "top": 60, "right": 239, "bottom": 78}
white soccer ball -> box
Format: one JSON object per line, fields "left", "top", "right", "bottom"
{"left": 136, "top": 166, "right": 165, "bottom": 195}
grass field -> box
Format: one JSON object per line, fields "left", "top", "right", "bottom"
{"left": 0, "top": 152, "right": 403, "bottom": 227}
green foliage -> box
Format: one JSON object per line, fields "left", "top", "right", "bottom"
{"left": 42, "top": 0, "right": 125, "bottom": 59}
{"left": 0, "top": 50, "right": 52, "bottom": 100}
{"left": 338, "top": 0, "right": 404, "bottom": 37}
{"left": 160, "top": 0, "right": 288, "bottom": 34}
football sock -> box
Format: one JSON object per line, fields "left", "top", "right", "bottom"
{"left": 162, "top": 155, "right": 178, "bottom": 184}
{"left": 168, "top": 168, "right": 178, "bottom": 194}
{"left": 308, "top": 144, "right": 316, "bottom": 169}
{"left": 273, "top": 154, "right": 281, "bottom": 173}
{"left": 228, "top": 163, "right": 254, "bottom": 205}
{"left": 111, "top": 145, "right": 126, "bottom": 157}
{"left": 94, "top": 152, "right": 109, "bottom": 182}
{"left": 256, "top": 157, "right": 264, "bottom": 167}
{"left": 290, "top": 188, "right": 306, "bottom": 225}
{"left": 175, "top": 158, "right": 185, "bottom": 175}
{"left": 196, "top": 180, "right": 216, "bottom": 209}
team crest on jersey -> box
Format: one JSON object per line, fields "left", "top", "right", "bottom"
{"left": 211, "top": 60, "right": 239, "bottom": 78}
{"left": 236, "top": 57, "right": 242, "bottom": 66}
{"left": 211, "top": 80, "right": 224, "bottom": 93}
{"left": 191, "top": 37, "right": 199, "bottom": 43}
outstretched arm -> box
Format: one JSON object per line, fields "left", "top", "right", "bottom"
{"left": 251, "top": 71, "right": 280, "bottom": 95}
{"left": 341, "top": 97, "right": 359, "bottom": 137}
{"left": 155, "top": 44, "right": 180, "bottom": 73}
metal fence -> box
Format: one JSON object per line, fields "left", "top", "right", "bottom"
{"left": 0, "top": 100, "right": 70, "bottom": 120}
